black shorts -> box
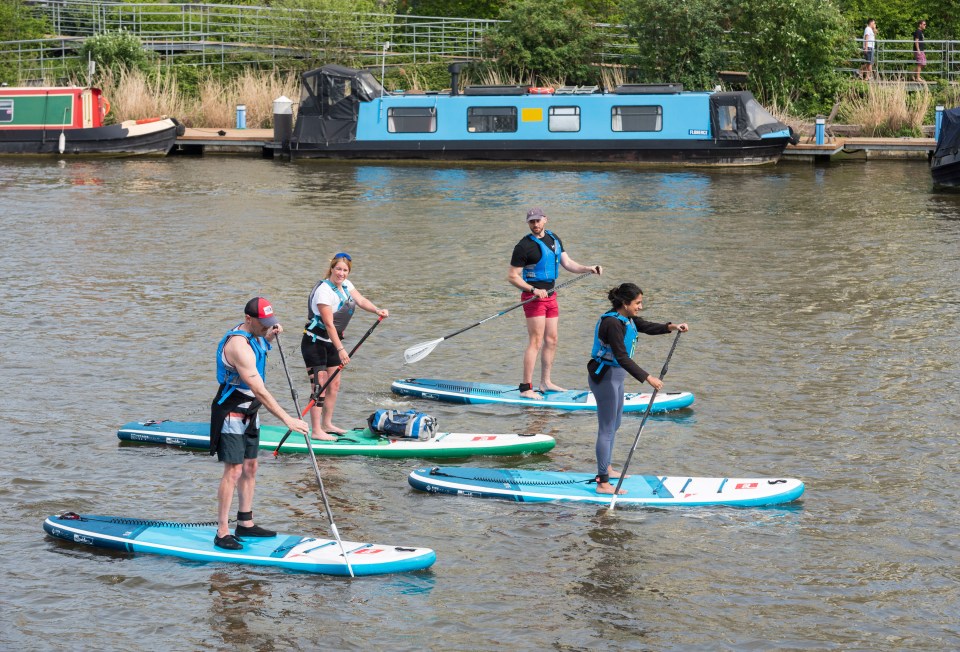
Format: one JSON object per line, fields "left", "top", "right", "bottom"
{"left": 864, "top": 49, "right": 874, "bottom": 63}
{"left": 301, "top": 332, "right": 338, "bottom": 375}
{"left": 217, "top": 430, "right": 260, "bottom": 463}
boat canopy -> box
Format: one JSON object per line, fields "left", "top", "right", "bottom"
{"left": 934, "top": 108, "right": 960, "bottom": 158}
{"left": 293, "top": 64, "right": 385, "bottom": 145}
{"left": 710, "top": 92, "right": 789, "bottom": 140}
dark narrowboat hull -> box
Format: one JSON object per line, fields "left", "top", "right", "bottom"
{"left": 0, "top": 119, "right": 183, "bottom": 156}
{"left": 289, "top": 137, "right": 789, "bottom": 166}
{"left": 931, "top": 153, "right": 960, "bottom": 188}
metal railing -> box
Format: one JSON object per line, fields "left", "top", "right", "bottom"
{"left": 3, "top": 3, "right": 959, "bottom": 85}
{"left": 847, "top": 38, "right": 960, "bottom": 81}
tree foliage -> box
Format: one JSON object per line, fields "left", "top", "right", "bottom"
{"left": 483, "top": 0, "right": 603, "bottom": 84}
{"left": 621, "top": 0, "right": 849, "bottom": 110}
{"left": 621, "top": 0, "right": 730, "bottom": 91}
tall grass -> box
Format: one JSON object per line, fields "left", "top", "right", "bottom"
{"left": 96, "top": 67, "right": 299, "bottom": 128}
{"left": 843, "top": 80, "right": 931, "bottom": 137}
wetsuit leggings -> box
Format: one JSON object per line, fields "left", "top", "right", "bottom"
{"left": 588, "top": 366, "right": 626, "bottom": 478}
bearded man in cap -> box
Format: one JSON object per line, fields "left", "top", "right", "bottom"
{"left": 508, "top": 208, "right": 602, "bottom": 400}
{"left": 210, "top": 297, "right": 309, "bottom": 550}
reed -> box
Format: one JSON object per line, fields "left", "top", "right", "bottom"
{"left": 95, "top": 67, "right": 299, "bottom": 128}
{"left": 97, "top": 66, "right": 188, "bottom": 123}
{"left": 843, "top": 79, "right": 930, "bottom": 137}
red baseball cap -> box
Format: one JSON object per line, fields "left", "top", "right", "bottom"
{"left": 244, "top": 297, "right": 279, "bottom": 327}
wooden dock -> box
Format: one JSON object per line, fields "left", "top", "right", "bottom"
{"left": 171, "top": 128, "right": 937, "bottom": 162}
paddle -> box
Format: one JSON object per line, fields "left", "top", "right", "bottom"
{"left": 275, "top": 332, "right": 355, "bottom": 577}
{"left": 404, "top": 270, "right": 595, "bottom": 364}
{"left": 273, "top": 315, "right": 384, "bottom": 457}
{"left": 608, "top": 330, "right": 682, "bottom": 511}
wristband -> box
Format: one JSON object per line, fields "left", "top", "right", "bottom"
{"left": 337, "top": 346, "right": 345, "bottom": 352}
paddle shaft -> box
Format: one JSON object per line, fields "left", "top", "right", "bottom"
{"left": 275, "top": 333, "right": 355, "bottom": 577}
{"left": 609, "top": 330, "right": 682, "bottom": 511}
{"left": 273, "top": 316, "right": 384, "bottom": 456}
{"left": 404, "top": 271, "right": 594, "bottom": 363}
{"left": 443, "top": 270, "right": 593, "bottom": 340}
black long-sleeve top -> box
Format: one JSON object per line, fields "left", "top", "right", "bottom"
{"left": 595, "top": 315, "right": 672, "bottom": 383}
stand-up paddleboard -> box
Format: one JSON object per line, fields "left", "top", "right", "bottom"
{"left": 408, "top": 467, "right": 804, "bottom": 507}
{"left": 117, "top": 420, "right": 555, "bottom": 458}
{"left": 391, "top": 378, "right": 694, "bottom": 413}
{"left": 43, "top": 512, "right": 435, "bottom": 576}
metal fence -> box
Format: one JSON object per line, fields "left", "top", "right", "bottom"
{"left": 3, "top": 2, "right": 960, "bottom": 84}
{"left": 1, "top": 1, "right": 502, "bottom": 81}
{"left": 846, "top": 38, "right": 960, "bottom": 81}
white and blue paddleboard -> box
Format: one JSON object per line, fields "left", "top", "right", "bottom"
{"left": 408, "top": 467, "right": 804, "bottom": 507}
{"left": 43, "top": 512, "right": 435, "bottom": 576}
{"left": 392, "top": 378, "right": 694, "bottom": 413}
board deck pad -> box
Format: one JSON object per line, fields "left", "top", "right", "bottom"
{"left": 408, "top": 467, "right": 804, "bottom": 507}
{"left": 391, "top": 378, "right": 694, "bottom": 412}
{"left": 117, "top": 420, "right": 555, "bottom": 458}
{"left": 44, "top": 513, "right": 436, "bottom": 576}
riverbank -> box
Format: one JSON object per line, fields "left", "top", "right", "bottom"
{"left": 173, "top": 127, "right": 937, "bottom": 162}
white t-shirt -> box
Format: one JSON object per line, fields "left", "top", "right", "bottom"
{"left": 310, "top": 279, "right": 355, "bottom": 311}
{"left": 863, "top": 25, "right": 875, "bottom": 49}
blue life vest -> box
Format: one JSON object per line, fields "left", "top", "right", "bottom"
{"left": 591, "top": 311, "right": 638, "bottom": 374}
{"left": 215, "top": 326, "right": 269, "bottom": 405}
{"left": 522, "top": 231, "right": 562, "bottom": 283}
{"left": 305, "top": 279, "right": 356, "bottom": 341}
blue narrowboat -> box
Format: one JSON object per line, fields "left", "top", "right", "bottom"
{"left": 289, "top": 64, "right": 796, "bottom": 165}
{"left": 931, "top": 107, "right": 960, "bottom": 188}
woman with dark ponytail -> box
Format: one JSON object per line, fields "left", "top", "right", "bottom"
{"left": 588, "top": 283, "right": 688, "bottom": 495}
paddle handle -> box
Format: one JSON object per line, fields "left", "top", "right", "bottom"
{"left": 609, "top": 330, "right": 682, "bottom": 510}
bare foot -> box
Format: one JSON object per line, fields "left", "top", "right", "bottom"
{"left": 321, "top": 425, "right": 348, "bottom": 435}
{"left": 539, "top": 382, "right": 566, "bottom": 392}
{"left": 311, "top": 431, "right": 338, "bottom": 441}
{"left": 519, "top": 390, "right": 543, "bottom": 400}
{"left": 596, "top": 482, "right": 627, "bottom": 495}
{"left": 607, "top": 465, "right": 631, "bottom": 480}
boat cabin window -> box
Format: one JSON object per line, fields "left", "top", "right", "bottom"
{"left": 388, "top": 107, "right": 437, "bottom": 133}
{"left": 549, "top": 106, "right": 580, "bottom": 132}
{"left": 0, "top": 100, "right": 12, "bottom": 123}
{"left": 611, "top": 106, "right": 662, "bottom": 132}
{"left": 467, "top": 107, "right": 517, "bottom": 133}
{"left": 716, "top": 105, "right": 737, "bottom": 132}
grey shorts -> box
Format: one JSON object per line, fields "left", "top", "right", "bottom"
{"left": 217, "top": 430, "right": 260, "bottom": 463}
{"left": 864, "top": 49, "right": 874, "bottom": 63}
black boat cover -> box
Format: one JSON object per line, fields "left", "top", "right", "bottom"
{"left": 710, "top": 92, "right": 788, "bottom": 140}
{"left": 293, "top": 64, "right": 386, "bottom": 145}
{"left": 934, "top": 108, "right": 960, "bottom": 158}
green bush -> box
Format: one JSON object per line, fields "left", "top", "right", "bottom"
{"left": 483, "top": 0, "right": 603, "bottom": 84}
{"left": 79, "top": 31, "right": 153, "bottom": 80}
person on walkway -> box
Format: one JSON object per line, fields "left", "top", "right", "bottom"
{"left": 211, "top": 297, "right": 309, "bottom": 550}
{"left": 913, "top": 20, "right": 927, "bottom": 82}
{"left": 587, "top": 283, "right": 688, "bottom": 495}
{"left": 861, "top": 19, "right": 877, "bottom": 81}
{"left": 508, "top": 207, "right": 602, "bottom": 400}
{"left": 301, "top": 252, "right": 388, "bottom": 439}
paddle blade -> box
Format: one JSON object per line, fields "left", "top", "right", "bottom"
{"left": 404, "top": 338, "right": 444, "bottom": 364}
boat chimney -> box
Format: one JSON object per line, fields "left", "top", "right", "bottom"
{"left": 448, "top": 63, "right": 465, "bottom": 96}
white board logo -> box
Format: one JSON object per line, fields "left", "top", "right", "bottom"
{"left": 73, "top": 534, "right": 93, "bottom": 544}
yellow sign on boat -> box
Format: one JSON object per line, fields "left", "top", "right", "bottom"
{"left": 521, "top": 108, "right": 543, "bottom": 122}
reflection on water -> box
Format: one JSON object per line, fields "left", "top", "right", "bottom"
{"left": 3, "top": 157, "right": 960, "bottom": 650}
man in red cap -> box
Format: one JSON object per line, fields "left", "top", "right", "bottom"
{"left": 210, "top": 297, "right": 309, "bottom": 550}
{"left": 508, "top": 208, "right": 602, "bottom": 399}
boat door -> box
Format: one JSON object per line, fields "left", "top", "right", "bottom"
{"left": 80, "top": 89, "right": 95, "bottom": 128}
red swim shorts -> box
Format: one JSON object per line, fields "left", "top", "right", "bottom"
{"left": 521, "top": 291, "right": 559, "bottom": 319}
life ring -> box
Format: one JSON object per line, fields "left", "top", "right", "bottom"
{"left": 101, "top": 97, "right": 111, "bottom": 116}
{"left": 528, "top": 87, "right": 555, "bottom": 94}
{"left": 135, "top": 117, "right": 164, "bottom": 125}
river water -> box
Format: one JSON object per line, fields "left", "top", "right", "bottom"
{"left": 2, "top": 156, "right": 958, "bottom": 650}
